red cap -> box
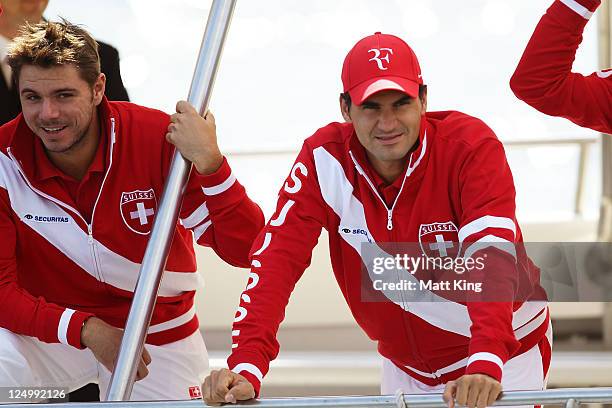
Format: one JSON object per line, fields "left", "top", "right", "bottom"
{"left": 341, "top": 32, "right": 423, "bottom": 105}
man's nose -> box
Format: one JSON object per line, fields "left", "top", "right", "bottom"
{"left": 377, "top": 108, "right": 398, "bottom": 132}
{"left": 40, "top": 99, "right": 60, "bottom": 120}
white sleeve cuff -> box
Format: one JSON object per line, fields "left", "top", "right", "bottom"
{"left": 202, "top": 173, "right": 237, "bottom": 196}
{"left": 57, "top": 308, "right": 76, "bottom": 346}
{"left": 467, "top": 352, "right": 504, "bottom": 371}
{"left": 231, "top": 363, "right": 264, "bottom": 382}
{"left": 560, "top": 0, "right": 594, "bottom": 19}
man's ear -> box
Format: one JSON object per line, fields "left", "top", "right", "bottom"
{"left": 339, "top": 94, "right": 352, "bottom": 123}
{"left": 93, "top": 73, "right": 106, "bottom": 106}
{"left": 420, "top": 86, "right": 428, "bottom": 115}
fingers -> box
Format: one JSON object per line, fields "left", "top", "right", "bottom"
{"left": 135, "top": 357, "right": 149, "bottom": 381}
{"left": 206, "top": 110, "right": 215, "bottom": 124}
{"left": 225, "top": 379, "right": 255, "bottom": 403}
{"left": 202, "top": 376, "right": 213, "bottom": 405}
{"left": 452, "top": 375, "right": 502, "bottom": 408}
{"left": 488, "top": 384, "right": 502, "bottom": 406}
{"left": 176, "top": 100, "right": 195, "bottom": 114}
{"left": 175, "top": 102, "right": 214, "bottom": 123}
{"left": 202, "top": 375, "right": 222, "bottom": 406}
{"left": 203, "top": 369, "right": 231, "bottom": 405}
{"left": 466, "top": 379, "right": 483, "bottom": 408}
{"left": 455, "top": 379, "right": 469, "bottom": 408}
{"left": 142, "top": 347, "right": 152, "bottom": 366}
{"left": 202, "top": 369, "right": 254, "bottom": 406}
{"left": 211, "top": 369, "right": 232, "bottom": 402}
{"left": 475, "top": 384, "right": 492, "bottom": 408}
{"left": 443, "top": 381, "right": 457, "bottom": 408}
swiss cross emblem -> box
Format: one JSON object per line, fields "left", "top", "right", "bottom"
{"left": 418, "top": 221, "right": 459, "bottom": 258}
{"left": 189, "top": 386, "right": 202, "bottom": 399}
{"left": 120, "top": 189, "right": 157, "bottom": 235}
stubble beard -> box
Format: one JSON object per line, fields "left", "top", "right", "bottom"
{"left": 42, "top": 101, "right": 96, "bottom": 155}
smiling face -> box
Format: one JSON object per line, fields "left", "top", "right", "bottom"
{"left": 340, "top": 89, "right": 427, "bottom": 182}
{"left": 18, "top": 64, "right": 105, "bottom": 154}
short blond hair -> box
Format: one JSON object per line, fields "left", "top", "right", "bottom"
{"left": 7, "top": 19, "right": 101, "bottom": 88}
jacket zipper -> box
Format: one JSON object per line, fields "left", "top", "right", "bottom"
{"left": 87, "top": 117, "right": 117, "bottom": 282}
{"left": 8, "top": 117, "right": 117, "bottom": 283}
{"left": 348, "top": 151, "right": 413, "bottom": 231}
{"left": 348, "top": 133, "right": 427, "bottom": 230}
{"left": 349, "top": 136, "right": 438, "bottom": 380}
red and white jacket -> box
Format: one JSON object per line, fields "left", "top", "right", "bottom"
{"left": 0, "top": 98, "right": 264, "bottom": 349}
{"left": 228, "top": 111, "right": 549, "bottom": 395}
{"left": 510, "top": 0, "right": 611, "bottom": 133}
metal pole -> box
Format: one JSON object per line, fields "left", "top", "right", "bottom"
{"left": 105, "top": 0, "right": 237, "bottom": 400}
{"left": 4, "top": 388, "right": 612, "bottom": 408}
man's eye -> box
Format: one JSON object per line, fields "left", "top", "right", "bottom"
{"left": 58, "top": 93, "right": 73, "bottom": 99}
{"left": 25, "top": 95, "right": 40, "bottom": 101}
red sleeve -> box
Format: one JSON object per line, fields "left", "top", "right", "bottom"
{"left": 178, "top": 156, "right": 265, "bottom": 268}
{"left": 457, "top": 137, "right": 522, "bottom": 382}
{"left": 510, "top": 0, "right": 611, "bottom": 134}
{"left": 226, "top": 144, "right": 326, "bottom": 396}
{"left": 0, "top": 188, "right": 93, "bottom": 349}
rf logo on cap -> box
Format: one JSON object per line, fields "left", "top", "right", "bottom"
{"left": 368, "top": 48, "right": 393, "bottom": 70}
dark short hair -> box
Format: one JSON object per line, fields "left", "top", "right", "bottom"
{"left": 7, "top": 19, "right": 101, "bottom": 88}
{"left": 341, "top": 84, "right": 428, "bottom": 109}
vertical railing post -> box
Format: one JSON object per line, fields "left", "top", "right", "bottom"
{"left": 105, "top": 0, "right": 237, "bottom": 400}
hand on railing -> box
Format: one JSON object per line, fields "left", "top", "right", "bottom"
{"left": 443, "top": 374, "right": 502, "bottom": 408}
{"left": 202, "top": 368, "right": 255, "bottom": 406}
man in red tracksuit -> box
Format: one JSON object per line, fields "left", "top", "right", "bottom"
{"left": 0, "top": 20, "right": 264, "bottom": 400}
{"left": 510, "top": 0, "right": 611, "bottom": 133}
{"left": 203, "top": 33, "right": 550, "bottom": 408}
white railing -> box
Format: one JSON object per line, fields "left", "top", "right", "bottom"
{"left": 1, "top": 388, "right": 612, "bottom": 408}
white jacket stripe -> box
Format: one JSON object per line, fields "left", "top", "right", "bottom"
{"left": 463, "top": 235, "right": 517, "bottom": 260}
{"left": 270, "top": 200, "right": 295, "bottom": 227}
{"left": 148, "top": 304, "right": 196, "bottom": 334}
{"left": 313, "top": 146, "right": 472, "bottom": 336}
{"left": 403, "top": 308, "right": 547, "bottom": 378}
{"left": 232, "top": 363, "right": 263, "bottom": 382}
{"left": 312, "top": 147, "right": 543, "bottom": 337}
{"left": 403, "top": 357, "right": 469, "bottom": 379}
{"left": 0, "top": 152, "right": 203, "bottom": 297}
{"left": 560, "top": 0, "right": 594, "bottom": 19}
{"left": 253, "top": 232, "right": 272, "bottom": 256}
{"left": 404, "top": 310, "right": 547, "bottom": 378}
{"left": 57, "top": 308, "right": 75, "bottom": 346}
{"left": 193, "top": 220, "right": 212, "bottom": 242}
{"left": 467, "top": 352, "right": 504, "bottom": 370}
{"left": 514, "top": 308, "right": 548, "bottom": 340}
{"left": 597, "top": 70, "right": 612, "bottom": 79}
{"left": 406, "top": 134, "right": 428, "bottom": 177}
{"left": 181, "top": 202, "right": 209, "bottom": 229}
{"left": 202, "top": 173, "right": 236, "bottom": 196}
{"left": 458, "top": 215, "right": 516, "bottom": 243}
{"left": 514, "top": 302, "right": 547, "bottom": 329}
